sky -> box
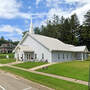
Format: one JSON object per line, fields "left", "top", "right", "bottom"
{"left": 0, "top": 0, "right": 90, "bottom": 41}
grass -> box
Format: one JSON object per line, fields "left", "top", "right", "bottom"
{"left": 37, "top": 61, "right": 90, "bottom": 81}
{"left": 0, "top": 58, "right": 16, "bottom": 64}
{"left": 0, "top": 66, "right": 87, "bottom": 90}
{"left": 86, "top": 56, "right": 90, "bottom": 61}
{"left": 0, "top": 53, "right": 14, "bottom": 59}
{"left": 13, "top": 62, "right": 47, "bottom": 69}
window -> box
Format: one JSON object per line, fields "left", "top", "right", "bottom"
{"left": 58, "top": 53, "right": 60, "bottom": 59}
{"left": 29, "top": 54, "right": 31, "bottom": 59}
{"left": 27, "top": 54, "right": 28, "bottom": 60}
{"left": 35, "top": 54, "right": 37, "bottom": 59}
{"left": 42, "top": 53, "right": 44, "bottom": 59}
{"left": 67, "top": 54, "right": 68, "bottom": 59}
{"left": 71, "top": 53, "right": 72, "bottom": 58}
{"left": 63, "top": 53, "right": 64, "bottom": 59}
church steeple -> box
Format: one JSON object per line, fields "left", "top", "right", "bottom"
{"left": 29, "top": 17, "right": 34, "bottom": 34}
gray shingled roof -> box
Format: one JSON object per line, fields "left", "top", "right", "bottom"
{"left": 13, "top": 33, "right": 88, "bottom": 52}
{"left": 30, "top": 34, "right": 87, "bottom": 52}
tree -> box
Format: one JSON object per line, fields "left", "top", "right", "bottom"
{"left": 8, "top": 39, "right": 12, "bottom": 43}
{"left": 52, "top": 15, "right": 60, "bottom": 25}
{"left": 40, "top": 14, "right": 79, "bottom": 45}
{"left": 78, "top": 10, "right": 90, "bottom": 50}
{"left": 70, "top": 14, "right": 80, "bottom": 30}
{"left": 0, "top": 36, "right": 5, "bottom": 40}
{"left": 69, "top": 14, "right": 80, "bottom": 45}
{"left": 84, "top": 10, "right": 90, "bottom": 26}
{"left": 0, "top": 36, "right": 7, "bottom": 46}
{"left": 22, "top": 31, "right": 28, "bottom": 37}
{"left": 40, "top": 16, "right": 60, "bottom": 39}
{"left": 83, "top": 10, "right": 90, "bottom": 50}
{"left": 34, "top": 27, "right": 41, "bottom": 34}
{"left": 60, "top": 18, "right": 72, "bottom": 44}
{"left": 78, "top": 25, "right": 90, "bottom": 50}
{"left": 12, "top": 41, "right": 19, "bottom": 45}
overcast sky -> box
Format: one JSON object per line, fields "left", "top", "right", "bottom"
{"left": 0, "top": 0, "right": 90, "bottom": 41}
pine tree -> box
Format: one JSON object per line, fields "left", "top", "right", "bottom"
{"left": 84, "top": 10, "right": 90, "bottom": 26}
{"left": 70, "top": 14, "right": 80, "bottom": 45}
{"left": 34, "top": 27, "right": 41, "bottom": 34}
{"left": 0, "top": 36, "right": 5, "bottom": 40}
{"left": 79, "top": 10, "right": 90, "bottom": 50}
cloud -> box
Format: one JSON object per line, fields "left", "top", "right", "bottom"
{"left": 69, "top": 3, "right": 90, "bottom": 24}
{"left": 44, "top": 0, "right": 90, "bottom": 25}
{"left": 28, "top": 6, "right": 31, "bottom": 9}
{"left": 46, "top": 0, "right": 63, "bottom": 8}
{"left": 35, "top": 0, "right": 90, "bottom": 25}
{"left": 47, "top": 8, "right": 68, "bottom": 19}
{"left": 36, "top": 0, "right": 42, "bottom": 5}
{"left": 0, "top": 25, "right": 23, "bottom": 35}
{"left": 0, "top": 24, "right": 23, "bottom": 41}
{"left": 36, "top": 0, "right": 63, "bottom": 8}
{"left": 0, "top": 0, "right": 31, "bottom": 19}
{"left": 65, "top": 0, "right": 90, "bottom": 4}
{"left": 10, "top": 37, "right": 21, "bottom": 41}
{"left": 0, "top": 0, "right": 21, "bottom": 19}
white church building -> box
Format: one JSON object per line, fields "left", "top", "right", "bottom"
{"left": 13, "top": 20, "right": 88, "bottom": 62}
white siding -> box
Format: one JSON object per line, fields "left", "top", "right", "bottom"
{"left": 15, "top": 49, "right": 24, "bottom": 61}
{"left": 51, "top": 51, "right": 76, "bottom": 62}
{"left": 76, "top": 53, "right": 82, "bottom": 60}
{"left": 21, "top": 35, "right": 52, "bottom": 62}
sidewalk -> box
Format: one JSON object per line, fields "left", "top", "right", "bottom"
{"left": 30, "top": 63, "right": 56, "bottom": 71}
{"left": 30, "top": 70, "right": 88, "bottom": 86}
{"left": 6, "top": 64, "right": 88, "bottom": 86}
{"left": 0, "top": 61, "right": 23, "bottom": 66}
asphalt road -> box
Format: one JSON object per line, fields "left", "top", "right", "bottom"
{"left": 0, "top": 71, "right": 51, "bottom": 90}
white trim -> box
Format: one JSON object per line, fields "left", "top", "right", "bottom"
{"left": 0, "top": 85, "right": 6, "bottom": 90}
{"left": 81, "top": 53, "right": 84, "bottom": 61}
{"left": 13, "top": 32, "right": 28, "bottom": 52}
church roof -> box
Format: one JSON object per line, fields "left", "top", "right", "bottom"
{"left": 29, "top": 34, "right": 87, "bottom": 52}
{"left": 13, "top": 33, "right": 88, "bottom": 53}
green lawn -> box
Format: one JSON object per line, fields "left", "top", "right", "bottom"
{"left": 37, "top": 61, "right": 90, "bottom": 81}
{"left": 0, "top": 66, "right": 87, "bottom": 90}
{"left": 0, "top": 58, "right": 16, "bottom": 64}
{"left": 13, "top": 62, "right": 47, "bottom": 69}
{"left": 0, "top": 53, "right": 14, "bottom": 59}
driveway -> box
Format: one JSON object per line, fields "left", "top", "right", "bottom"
{"left": 0, "top": 71, "right": 50, "bottom": 90}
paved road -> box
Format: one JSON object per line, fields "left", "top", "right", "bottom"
{"left": 0, "top": 71, "right": 51, "bottom": 90}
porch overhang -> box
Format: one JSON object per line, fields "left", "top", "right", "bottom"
{"left": 17, "top": 45, "right": 34, "bottom": 52}
{"left": 23, "top": 50, "right": 34, "bottom": 53}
